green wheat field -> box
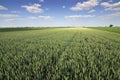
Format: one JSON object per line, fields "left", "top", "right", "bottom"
{"left": 0, "top": 27, "right": 120, "bottom": 80}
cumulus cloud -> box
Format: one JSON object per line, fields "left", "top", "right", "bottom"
{"left": 109, "top": 0, "right": 112, "bottom": 3}
{"left": 0, "top": 14, "right": 19, "bottom": 19}
{"left": 0, "top": 5, "right": 8, "bottom": 10}
{"left": 62, "top": 6, "right": 66, "bottom": 9}
{"left": 88, "top": 9, "right": 96, "bottom": 13}
{"left": 5, "top": 19, "right": 18, "bottom": 21}
{"left": 28, "top": 15, "right": 52, "bottom": 20}
{"left": 101, "top": 1, "right": 120, "bottom": 11}
{"left": 21, "top": 3, "right": 44, "bottom": 13}
{"left": 99, "top": 12, "right": 120, "bottom": 19}
{"left": 70, "top": 0, "right": 98, "bottom": 11}
{"left": 39, "top": 0, "right": 44, "bottom": 2}
{"left": 28, "top": 16, "right": 38, "bottom": 19}
{"left": 0, "top": 14, "right": 20, "bottom": 21}
{"left": 38, "top": 16, "right": 52, "bottom": 19}
{"left": 65, "top": 15, "right": 95, "bottom": 19}
{"left": 107, "top": 12, "right": 120, "bottom": 17}
{"left": 45, "top": 8, "right": 49, "bottom": 11}
{"left": 11, "top": 11, "right": 20, "bottom": 13}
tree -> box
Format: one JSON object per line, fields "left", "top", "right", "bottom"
{"left": 109, "top": 24, "right": 113, "bottom": 27}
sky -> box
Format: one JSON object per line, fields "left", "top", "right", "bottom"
{"left": 0, "top": 0, "right": 120, "bottom": 27}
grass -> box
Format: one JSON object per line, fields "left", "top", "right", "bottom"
{"left": 0, "top": 27, "right": 120, "bottom": 80}
{"left": 0, "top": 27, "right": 59, "bottom": 32}
{"left": 88, "top": 27, "right": 120, "bottom": 34}
{"left": 0, "top": 27, "right": 71, "bottom": 32}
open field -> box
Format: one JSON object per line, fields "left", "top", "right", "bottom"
{"left": 89, "top": 27, "right": 120, "bottom": 34}
{"left": 0, "top": 27, "right": 57, "bottom": 32}
{"left": 0, "top": 28, "right": 120, "bottom": 80}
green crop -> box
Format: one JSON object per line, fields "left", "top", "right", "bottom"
{"left": 89, "top": 27, "right": 120, "bottom": 34}
{"left": 0, "top": 28, "right": 120, "bottom": 80}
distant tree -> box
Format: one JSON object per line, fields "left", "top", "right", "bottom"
{"left": 109, "top": 24, "right": 113, "bottom": 27}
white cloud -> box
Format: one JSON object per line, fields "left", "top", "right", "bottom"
{"left": 101, "top": 1, "right": 120, "bottom": 11}
{"left": 0, "top": 5, "right": 8, "bottom": 10}
{"left": 88, "top": 9, "right": 96, "bottom": 13}
{"left": 0, "top": 14, "right": 20, "bottom": 22}
{"left": 5, "top": 19, "right": 17, "bottom": 21}
{"left": 28, "top": 16, "right": 38, "bottom": 19}
{"left": 65, "top": 15, "right": 95, "bottom": 19}
{"left": 70, "top": 0, "right": 98, "bottom": 11}
{"left": 45, "top": 8, "right": 49, "bottom": 11}
{"left": 38, "top": 16, "right": 52, "bottom": 19}
{"left": 109, "top": 0, "right": 112, "bottom": 3}
{"left": 28, "top": 15, "right": 52, "bottom": 20}
{"left": 0, "top": 14, "right": 19, "bottom": 19}
{"left": 11, "top": 11, "right": 20, "bottom": 13}
{"left": 62, "top": 6, "right": 66, "bottom": 9}
{"left": 99, "top": 12, "right": 120, "bottom": 19}
{"left": 107, "top": 12, "right": 120, "bottom": 17}
{"left": 21, "top": 3, "right": 44, "bottom": 13}
{"left": 39, "top": 0, "right": 44, "bottom": 2}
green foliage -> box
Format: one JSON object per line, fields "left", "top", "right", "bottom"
{"left": 109, "top": 24, "right": 113, "bottom": 27}
{"left": 0, "top": 28, "right": 120, "bottom": 80}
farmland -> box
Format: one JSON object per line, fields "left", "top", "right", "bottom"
{"left": 0, "top": 27, "right": 120, "bottom": 80}
{"left": 89, "top": 27, "right": 120, "bottom": 34}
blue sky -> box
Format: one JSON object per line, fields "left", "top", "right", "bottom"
{"left": 0, "top": 0, "right": 120, "bottom": 27}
